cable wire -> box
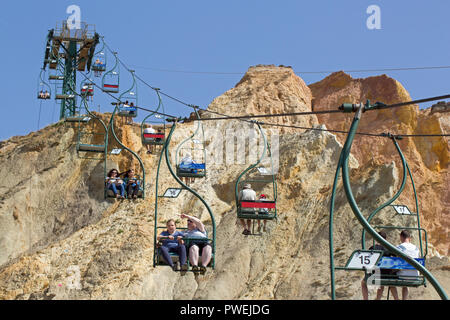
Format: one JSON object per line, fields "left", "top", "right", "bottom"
{"left": 85, "top": 38, "right": 450, "bottom": 139}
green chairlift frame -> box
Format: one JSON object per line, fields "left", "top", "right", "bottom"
{"left": 37, "top": 69, "right": 52, "bottom": 100}
{"left": 175, "top": 108, "right": 207, "bottom": 179}
{"left": 328, "top": 101, "right": 448, "bottom": 300}
{"left": 102, "top": 51, "right": 120, "bottom": 93}
{"left": 75, "top": 97, "right": 108, "bottom": 161}
{"left": 235, "top": 122, "right": 278, "bottom": 228}
{"left": 105, "top": 105, "right": 145, "bottom": 199}
{"left": 117, "top": 70, "right": 138, "bottom": 118}
{"left": 91, "top": 36, "right": 107, "bottom": 76}
{"left": 51, "top": 57, "right": 107, "bottom": 161}
{"left": 153, "top": 118, "right": 216, "bottom": 270}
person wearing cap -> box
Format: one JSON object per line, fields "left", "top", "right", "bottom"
{"left": 238, "top": 183, "right": 256, "bottom": 235}
{"left": 179, "top": 153, "right": 195, "bottom": 185}
{"left": 143, "top": 124, "right": 156, "bottom": 154}
{"left": 180, "top": 213, "right": 212, "bottom": 275}
{"left": 257, "top": 194, "right": 269, "bottom": 232}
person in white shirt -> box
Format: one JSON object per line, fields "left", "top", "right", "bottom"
{"left": 180, "top": 213, "right": 212, "bottom": 275}
{"left": 179, "top": 153, "right": 195, "bottom": 185}
{"left": 144, "top": 124, "right": 156, "bottom": 154}
{"left": 238, "top": 183, "right": 256, "bottom": 235}
{"left": 390, "top": 230, "right": 420, "bottom": 300}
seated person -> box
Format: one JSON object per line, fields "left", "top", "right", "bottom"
{"left": 105, "top": 169, "right": 125, "bottom": 199}
{"left": 361, "top": 231, "right": 395, "bottom": 300}
{"left": 238, "top": 183, "right": 256, "bottom": 235}
{"left": 389, "top": 230, "right": 421, "bottom": 300}
{"left": 157, "top": 219, "right": 188, "bottom": 272}
{"left": 121, "top": 169, "right": 140, "bottom": 199}
{"left": 144, "top": 124, "right": 156, "bottom": 154}
{"left": 257, "top": 194, "right": 269, "bottom": 232}
{"left": 180, "top": 213, "right": 212, "bottom": 275}
{"left": 179, "top": 153, "right": 196, "bottom": 185}
{"left": 155, "top": 129, "right": 163, "bottom": 142}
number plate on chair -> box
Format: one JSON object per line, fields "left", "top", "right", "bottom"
{"left": 392, "top": 205, "right": 412, "bottom": 215}
{"left": 162, "top": 188, "right": 182, "bottom": 198}
{"left": 345, "top": 250, "right": 382, "bottom": 270}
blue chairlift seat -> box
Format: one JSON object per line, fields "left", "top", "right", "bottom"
{"left": 365, "top": 256, "right": 426, "bottom": 287}
{"left": 177, "top": 163, "right": 206, "bottom": 178}
{"left": 118, "top": 105, "right": 137, "bottom": 117}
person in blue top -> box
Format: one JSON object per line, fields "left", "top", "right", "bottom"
{"left": 180, "top": 213, "right": 212, "bottom": 275}
{"left": 121, "top": 169, "right": 140, "bottom": 199}
{"left": 157, "top": 219, "right": 188, "bottom": 272}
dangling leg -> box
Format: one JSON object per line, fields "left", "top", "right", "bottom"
{"left": 159, "top": 246, "right": 174, "bottom": 268}
{"left": 361, "top": 279, "right": 369, "bottom": 300}
{"left": 375, "top": 286, "right": 385, "bottom": 300}
{"left": 389, "top": 287, "right": 399, "bottom": 300}
{"left": 108, "top": 183, "right": 119, "bottom": 198}
{"left": 189, "top": 245, "right": 199, "bottom": 268}
{"left": 199, "top": 245, "right": 212, "bottom": 275}
{"left": 402, "top": 287, "right": 409, "bottom": 300}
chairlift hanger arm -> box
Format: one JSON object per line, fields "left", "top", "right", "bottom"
{"left": 361, "top": 134, "right": 408, "bottom": 249}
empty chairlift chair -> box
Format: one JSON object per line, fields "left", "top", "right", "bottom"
{"left": 175, "top": 110, "right": 207, "bottom": 180}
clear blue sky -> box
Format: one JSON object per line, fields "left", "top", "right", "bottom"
{"left": 1, "top": 0, "right": 449, "bottom": 141}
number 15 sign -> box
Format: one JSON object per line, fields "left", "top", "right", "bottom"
{"left": 345, "top": 250, "right": 383, "bottom": 270}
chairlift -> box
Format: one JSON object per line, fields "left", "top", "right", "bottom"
{"left": 102, "top": 52, "right": 119, "bottom": 93}
{"left": 235, "top": 122, "right": 277, "bottom": 224}
{"left": 37, "top": 69, "right": 51, "bottom": 100}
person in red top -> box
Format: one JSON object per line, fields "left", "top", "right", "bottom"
{"left": 257, "top": 194, "right": 269, "bottom": 233}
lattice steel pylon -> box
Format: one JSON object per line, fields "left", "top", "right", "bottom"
{"left": 43, "top": 21, "right": 99, "bottom": 120}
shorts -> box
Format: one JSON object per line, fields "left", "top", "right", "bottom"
{"left": 187, "top": 240, "right": 211, "bottom": 251}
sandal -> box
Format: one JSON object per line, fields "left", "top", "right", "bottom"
{"left": 199, "top": 266, "right": 207, "bottom": 275}
{"left": 192, "top": 265, "right": 200, "bottom": 274}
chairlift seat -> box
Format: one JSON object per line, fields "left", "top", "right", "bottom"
{"left": 118, "top": 106, "right": 137, "bottom": 117}
{"left": 55, "top": 94, "right": 75, "bottom": 100}
{"left": 365, "top": 256, "right": 426, "bottom": 287}
{"left": 105, "top": 177, "right": 143, "bottom": 199}
{"left": 92, "top": 64, "right": 106, "bottom": 72}
{"left": 176, "top": 163, "right": 206, "bottom": 178}
{"left": 65, "top": 116, "right": 91, "bottom": 123}
{"left": 81, "top": 87, "right": 94, "bottom": 96}
{"left": 77, "top": 144, "right": 105, "bottom": 153}
{"left": 143, "top": 133, "right": 165, "bottom": 145}
{"left": 102, "top": 84, "right": 119, "bottom": 93}
{"left": 49, "top": 75, "right": 64, "bottom": 81}
{"left": 237, "top": 200, "right": 276, "bottom": 220}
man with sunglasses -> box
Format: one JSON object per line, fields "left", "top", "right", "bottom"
{"left": 180, "top": 213, "right": 212, "bottom": 275}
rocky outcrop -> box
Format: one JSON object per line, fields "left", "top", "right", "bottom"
{"left": 309, "top": 72, "right": 449, "bottom": 255}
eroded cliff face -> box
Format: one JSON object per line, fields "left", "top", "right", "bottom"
{"left": 0, "top": 65, "right": 448, "bottom": 300}
{"left": 309, "top": 71, "right": 449, "bottom": 255}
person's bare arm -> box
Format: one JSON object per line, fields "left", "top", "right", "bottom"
{"left": 180, "top": 213, "right": 205, "bottom": 233}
